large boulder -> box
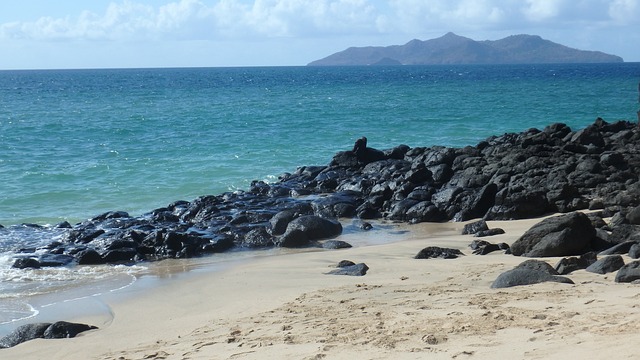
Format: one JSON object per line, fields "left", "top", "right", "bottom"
{"left": 585, "top": 255, "right": 625, "bottom": 274}
{"left": 491, "top": 260, "right": 574, "bottom": 288}
{"left": 510, "top": 212, "right": 596, "bottom": 257}
{"left": 277, "top": 215, "right": 342, "bottom": 248}
{"left": 0, "top": 322, "right": 97, "bottom": 348}
{"left": 0, "top": 323, "right": 50, "bottom": 348}
{"left": 615, "top": 261, "right": 640, "bottom": 283}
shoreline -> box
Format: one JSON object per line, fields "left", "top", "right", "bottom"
{"left": 6, "top": 216, "right": 640, "bottom": 359}
{"left": 0, "top": 219, "right": 428, "bottom": 336}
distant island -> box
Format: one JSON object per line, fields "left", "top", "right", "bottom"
{"left": 308, "top": 32, "right": 623, "bottom": 66}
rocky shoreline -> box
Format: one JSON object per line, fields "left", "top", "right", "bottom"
{"left": 8, "top": 118, "right": 640, "bottom": 269}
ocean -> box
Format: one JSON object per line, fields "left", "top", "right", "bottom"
{"left": 1, "top": 63, "right": 639, "bottom": 334}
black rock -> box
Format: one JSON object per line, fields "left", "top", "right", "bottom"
{"left": 414, "top": 246, "right": 464, "bottom": 259}
{"left": 510, "top": 212, "right": 596, "bottom": 257}
{"left": 554, "top": 252, "right": 598, "bottom": 275}
{"left": 462, "top": 220, "right": 489, "bottom": 235}
{"left": 43, "top": 321, "right": 97, "bottom": 339}
{"left": 0, "top": 323, "right": 50, "bottom": 348}
{"left": 269, "top": 210, "right": 296, "bottom": 235}
{"left": 37, "top": 254, "right": 75, "bottom": 267}
{"left": 12, "top": 257, "right": 41, "bottom": 269}
{"left": 278, "top": 215, "right": 342, "bottom": 248}
{"left": 55, "top": 221, "right": 73, "bottom": 229}
{"left": 102, "top": 248, "right": 137, "bottom": 264}
{"left": 337, "top": 260, "right": 356, "bottom": 267}
{"left": 76, "top": 249, "right": 105, "bottom": 265}
{"left": 242, "top": 227, "right": 274, "bottom": 248}
{"left": 629, "top": 243, "right": 640, "bottom": 259}
{"left": 469, "top": 240, "right": 509, "bottom": 255}
{"left": 515, "top": 259, "right": 559, "bottom": 275}
{"left": 201, "top": 236, "right": 235, "bottom": 253}
{"left": 615, "top": 261, "right": 640, "bottom": 283}
{"left": 490, "top": 269, "right": 574, "bottom": 288}
{"left": 586, "top": 255, "right": 625, "bottom": 274}
{"left": 327, "top": 263, "right": 369, "bottom": 276}
{"left": 10, "top": 120, "right": 640, "bottom": 270}
{"left": 353, "top": 219, "right": 373, "bottom": 230}
{"left": 321, "top": 240, "right": 353, "bottom": 249}
{"left": 626, "top": 205, "right": 640, "bottom": 225}
{"left": 599, "top": 241, "right": 639, "bottom": 255}
{"left": 0, "top": 321, "right": 96, "bottom": 348}
{"left": 474, "top": 228, "right": 505, "bottom": 237}
{"left": 491, "top": 263, "right": 574, "bottom": 289}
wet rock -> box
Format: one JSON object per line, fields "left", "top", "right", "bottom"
{"left": 102, "top": 248, "right": 138, "bottom": 264}
{"left": 0, "top": 322, "right": 97, "bottom": 348}
{"left": 0, "top": 323, "right": 50, "bottom": 348}
{"left": 12, "top": 257, "right": 41, "bottom": 269}
{"left": 321, "top": 240, "right": 353, "bottom": 249}
{"left": 37, "top": 254, "right": 75, "bottom": 267}
{"left": 12, "top": 119, "right": 640, "bottom": 270}
{"left": 462, "top": 220, "right": 489, "bottom": 235}
{"left": 242, "top": 227, "right": 274, "bottom": 248}
{"left": 43, "top": 321, "right": 97, "bottom": 339}
{"left": 76, "top": 249, "right": 105, "bottom": 265}
{"left": 278, "top": 215, "right": 342, "bottom": 248}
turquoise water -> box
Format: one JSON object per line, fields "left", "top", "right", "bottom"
{"left": 1, "top": 64, "right": 638, "bottom": 226}
{"left": 0, "top": 63, "right": 639, "bottom": 333}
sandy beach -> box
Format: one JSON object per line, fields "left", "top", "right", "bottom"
{"left": 5, "top": 217, "right": 640, "bottom": 360}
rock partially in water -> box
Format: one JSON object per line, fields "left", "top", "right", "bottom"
{"left": 0, "top": 321, "right": 97, "bottom": 348}
{"left": 12, "top": 119, "right": 640, "bottom": 269}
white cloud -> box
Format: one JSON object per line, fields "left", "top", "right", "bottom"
{"left": 1, "top": 0, "right": 638, "bottom": 42}
{"left": 609, "top": 0, "right": 640, "bottom": 24}
{"left": 0, "top": 0, "right": 383, "bottom": 41}
{"left": 522, "top": 0, "right": 565, "bottom": 22}
{"left": 0, "top": 0, "right": 638, "bottom": 67}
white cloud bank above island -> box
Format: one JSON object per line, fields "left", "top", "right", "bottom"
{"left": 0, "top": 0, "right": 638, "bottom": 69}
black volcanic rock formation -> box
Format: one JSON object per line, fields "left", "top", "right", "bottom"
{"left": 8, "top": 117, "right": 640, "bottom": 267}
{"left": 308, "top": 32, "right": 623, "bottom": 66}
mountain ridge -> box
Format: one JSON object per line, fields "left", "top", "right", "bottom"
{"left": 308, "top": 33, "right": 623, "bottom": 66}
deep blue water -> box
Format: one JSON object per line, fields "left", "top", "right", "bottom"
{"left": 1, "top": 64, "right": 638, "bottom": 226}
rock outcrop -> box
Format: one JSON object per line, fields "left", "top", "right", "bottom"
{"left": 7, "top": 118, "right": 640, "bottom": 268}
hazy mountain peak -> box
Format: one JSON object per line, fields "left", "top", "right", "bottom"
{"left": 308, "top": 33, "right": 623, "bottom": 66}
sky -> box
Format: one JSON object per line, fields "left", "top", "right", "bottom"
{"left": 0, "top": 0, "right": 638, "bottom": 69}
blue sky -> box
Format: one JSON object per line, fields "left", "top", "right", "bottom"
{"left": 1, "top": 0, "right": 638, "bottom": 69}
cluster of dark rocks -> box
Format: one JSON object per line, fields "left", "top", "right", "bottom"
{"left": 6, "top": 118, "right": 640, "bottom": 348}
{"left": 465, "top": 210, "right": 640, "bottom": 288}
{"left": 6, "top": 118, "right": 640, "bottom": 270}
{"left": 0, "top": 322, "right": 96, "bottom": 348}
